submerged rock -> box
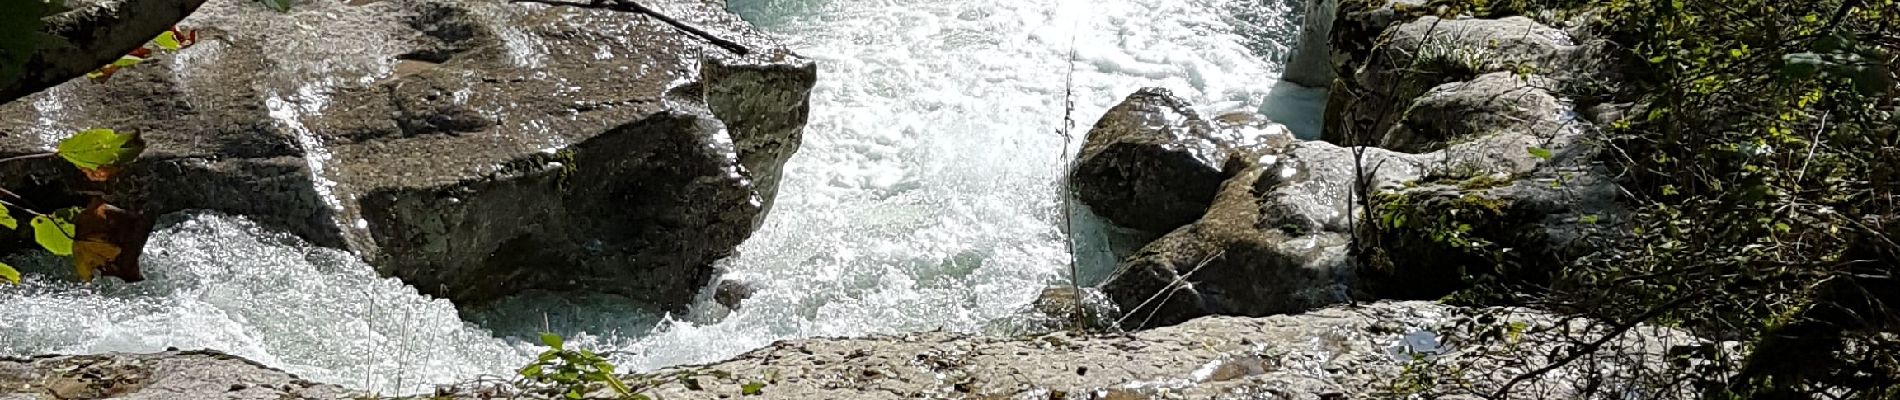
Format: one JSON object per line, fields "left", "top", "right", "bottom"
{"left": 1070, "top": 88, "right": 1292, "bottom": 234}
{"left": 712, "top": 279, "right": 757, "bottom": 311}
{"left": 0, "top": 0, "right": 817, "bottom": 308}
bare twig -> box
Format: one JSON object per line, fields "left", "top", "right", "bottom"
{"left": 0, "top": 152, "right": 56, "bottom": 165}
{"left": 1488, "top": 291, "right": 1707, "bottom": 399}
{"left": 1055, "top": 21, "right": 1092, "bottom": 331}
{"left": 0, "top": 198, "right": 46, "bottom": 216}
{"left": 1113, "top": 250, "right": 1226, "bottom": 330}
{"left": 509, "top": 0, "right": 752, "bottom": 56}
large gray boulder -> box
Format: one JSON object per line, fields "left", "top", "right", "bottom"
{"left": 1098, "top": 66, "right": 1606, "bottom": 325}
{"left": 0, "top": 0, "right": 816, "bottom": 308}
{"left": 1361, "top": 166, "right": 1620, "bottom": 300}
{"left": 1100, "top": 141, "right": 1433, "bottom": 330}
{"left": 1070, "top": 88, "right": 1291, "bottom": 234}
{"left": 1325, "top": 15, "right": 1582, "bottom": 145}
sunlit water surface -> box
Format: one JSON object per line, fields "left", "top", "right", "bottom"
{"left": 0, "top": 0, "right": 1317, "bottom": 393}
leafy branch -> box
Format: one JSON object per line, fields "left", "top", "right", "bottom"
{"left": 0, "top": 128, "right": 152, "bottom": 286}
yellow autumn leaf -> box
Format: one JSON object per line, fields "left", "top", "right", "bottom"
{"left": 72, "top": 241, "right": 121, "bottom": 282}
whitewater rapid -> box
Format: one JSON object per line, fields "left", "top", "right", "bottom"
{"left": 0, "top": 0, "right": 1312, "bottom": 394}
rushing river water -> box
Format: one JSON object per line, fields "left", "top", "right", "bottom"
{"left": 0, "top": 0, "right": 1313, "bottom": 394}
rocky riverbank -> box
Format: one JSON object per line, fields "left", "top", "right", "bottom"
{"left": 0, "top": 302, "right": 1703, "bottom": 399}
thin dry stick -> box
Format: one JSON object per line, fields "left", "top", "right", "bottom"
{"left": 1055, "top": 9, "right": 1090, "bottom": 331}
{"left": 1487, "top": 291, "right": 1708, "bottom": 399}
{"left": 0, "top": 152, "right": 55, "bottom": 165}
{"left": 1112, "top": 250, "right": 1226, "bottom": 330}
{"left": 509, "top": 0, "right": 752, "bottom": 56}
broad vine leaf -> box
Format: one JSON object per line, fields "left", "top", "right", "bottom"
{"left": 540, "top": 332, "right": 564, "bottom": 350}
{"left": 57, "top": 129, "right": 145, "bottom": 170}
{"left": 0, "top": 207, "right": 15, "bottom": 229}
{"left": 30, "top": 208, "right": 79, "bottom": 256}
{"left": 72, "top": 198, "right": 149, "bottom": 283}
{"left": 0, "top": 261, "right": 18, "bottom": 285}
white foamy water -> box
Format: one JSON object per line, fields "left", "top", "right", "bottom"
{"left": 0, "top": 0, "right": 1314, "bottom": 394}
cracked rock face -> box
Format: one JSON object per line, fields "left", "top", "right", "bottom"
{"left": 0, "top": 0, "right": 817, "bottom": 308}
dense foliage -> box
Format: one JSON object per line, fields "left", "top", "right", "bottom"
{"left": 1382, "top": 0, "right": 1900, "bottom": 397}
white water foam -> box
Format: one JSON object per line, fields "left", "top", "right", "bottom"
{"left": 0, "top": 0, "right": 1316, "bottom": 394}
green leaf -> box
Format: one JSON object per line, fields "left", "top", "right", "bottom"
{"left": 1526, "top": 147, "right": 1553, "bottom": 160}
{"left": 0, "top": 207, "right": 15, "bottom": 230}
{"left": 1581, "top": 214, "right": 1600, "bottom": 225}
{"left": 0, "top": 262, "right": 19, "bottom": 285}
{"left": 258, "top": 0, "right": 292, "bottom": 12}
{"left": 57, "top": 129, "right": 144, "bottom": 170}
{"left": 742, "top": 382, "right": 765, "bottom": 396}
{"left": 30, "top": 208, "right": 78, "bottom": 256}
{"left": 520, "top": 364, "right": 543, "bottom": 378}
{"left": 153, "top": 31, "right": 182, "bottom": 51}
{"left": 540, "top": 332, "right": 564, "bottom": 349}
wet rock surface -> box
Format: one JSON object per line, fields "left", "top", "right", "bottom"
{"left": 0, "top": 0, "right": 817, "bottom": 308}
{"left": 1070, "top": 88, "right": 1291, "bottom": 234}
